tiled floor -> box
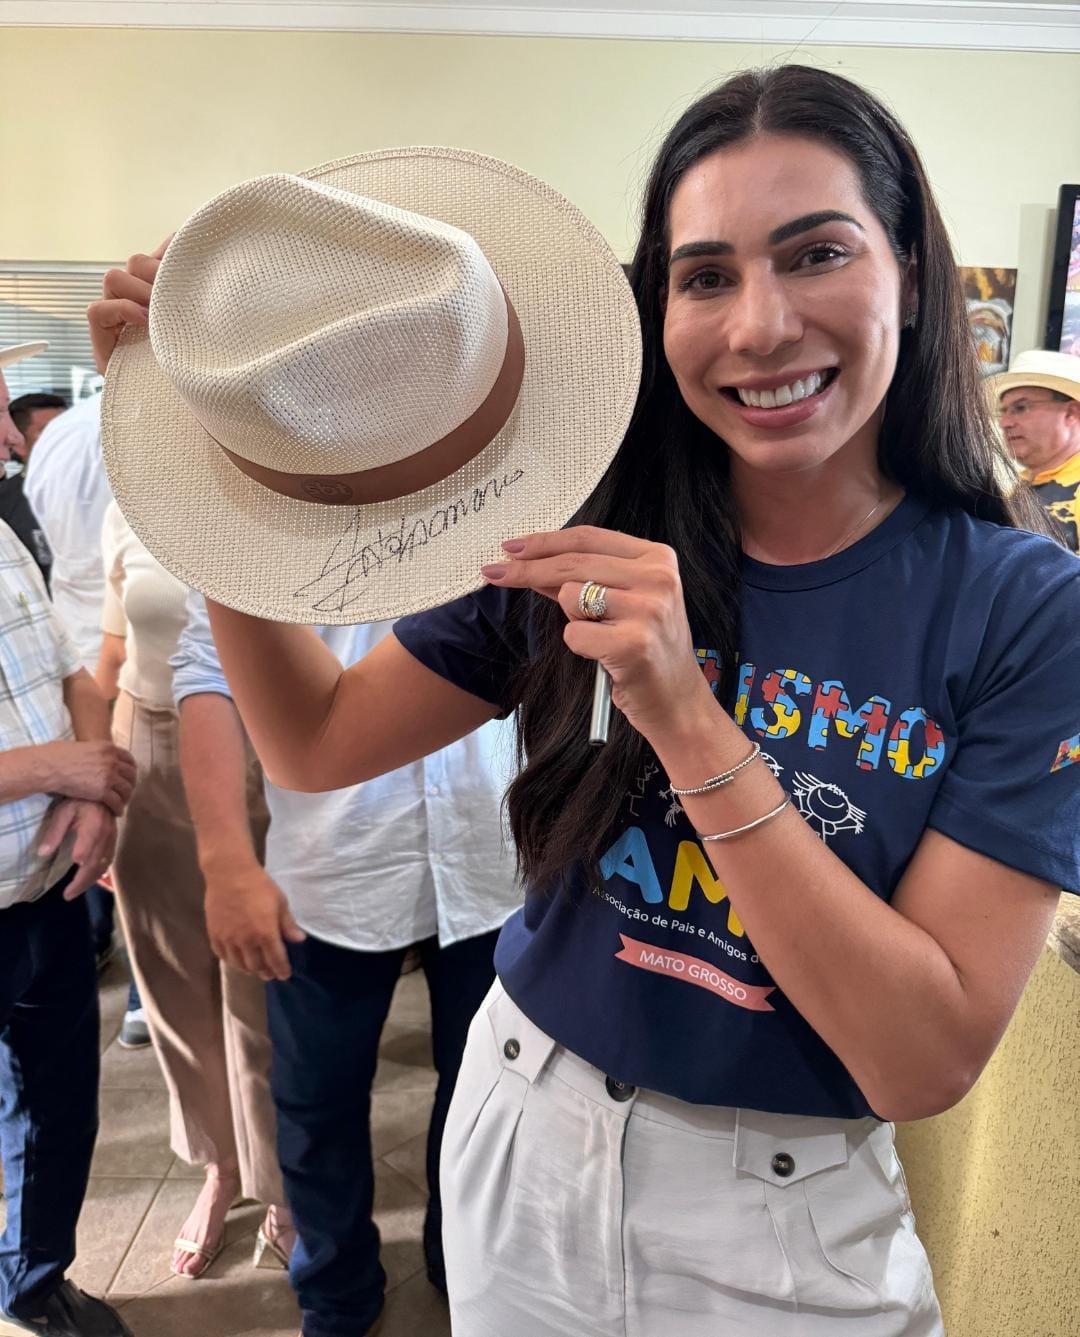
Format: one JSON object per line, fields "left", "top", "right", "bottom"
{"left": 4, "top": 956, "right": 452, "bottom": 1337}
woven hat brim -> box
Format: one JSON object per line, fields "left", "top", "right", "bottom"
{"left": 102, "top": 148, "right": 642, "bottom": 624}
{"left": 0, "top": 342, "right": 47, "bottom": 371}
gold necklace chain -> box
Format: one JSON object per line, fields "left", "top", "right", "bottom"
{"left": 821, "top": 495, "right": 885, "bottom": 560}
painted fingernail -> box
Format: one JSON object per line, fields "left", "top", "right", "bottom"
{"left": 481, "top": 564, "right": 507, "bottom": 580}
{"left": 501, "top": 539, "right": 526, "bottom": 553}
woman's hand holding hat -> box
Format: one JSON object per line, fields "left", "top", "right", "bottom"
{"left": 481, "top": 525, "right": 717, "bottom": 748}
{"left": 88, "top": 237, "right": 170, "bottom": 373}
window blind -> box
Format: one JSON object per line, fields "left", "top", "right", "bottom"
{"left": 0, "top": 262, "right": 114, "bottom": 401}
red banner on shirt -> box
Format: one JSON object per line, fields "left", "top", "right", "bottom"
{"left": 615, "top": 935, "right": 775, "bottom": 1011}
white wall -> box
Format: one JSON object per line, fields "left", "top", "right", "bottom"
{"left": 2, "top": 26, "right": 1077, "bottom": 351}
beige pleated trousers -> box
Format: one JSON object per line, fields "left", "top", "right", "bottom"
{"left": 111, "top": 690, "right": 283, "bottom": 1204}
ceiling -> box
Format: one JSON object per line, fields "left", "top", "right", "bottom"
{"left": 1, "top": 1, "right": 1078, "bottom": 52}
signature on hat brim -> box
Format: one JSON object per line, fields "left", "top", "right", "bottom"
{"left": 102, "top": 147, "right": 642, "bottom": 626}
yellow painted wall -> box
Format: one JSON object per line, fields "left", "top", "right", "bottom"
{"left": 896, "top": 945, "right": 1080, "bottom": 1335}
{"left": 1, "top": 27, "right": 1078, "bottom": 352}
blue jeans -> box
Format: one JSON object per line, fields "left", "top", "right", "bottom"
{"left": 267, "top": 928, "right": 501, "bottom": 1337}
{"left": 0, "top": 881, "right": 99, "bottom": 1320}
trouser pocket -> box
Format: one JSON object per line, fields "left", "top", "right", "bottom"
{"left": 734, "top": 1110, "right": 930, "bottom": 1312}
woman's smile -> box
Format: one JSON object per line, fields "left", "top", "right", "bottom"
{"left": 718, "top": 367, "right": 840, "bottom": 429}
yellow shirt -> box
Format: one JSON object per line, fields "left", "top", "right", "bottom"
{"left": 1023, "top": 452, "right": 1080, "bottom": 553}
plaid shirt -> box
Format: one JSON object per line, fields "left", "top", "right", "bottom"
{"left": 0, "top": 521, "right": 82, "bottom": 908}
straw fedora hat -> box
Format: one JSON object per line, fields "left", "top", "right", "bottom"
{"left": 102, "top": 148, "right": 642, "bottom": 624}
{"left": 989, "top": 348, "right": 1080, "bottom": 403}
{"left": 0, "top": 341, "right": 47, "bottom": 371}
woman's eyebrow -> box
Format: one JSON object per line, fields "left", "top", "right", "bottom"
{"left": 768, "top": 210, "right": 863, "bottom": 245}
{"left": 668, "top": 210, "right": 864, "bottom": 268}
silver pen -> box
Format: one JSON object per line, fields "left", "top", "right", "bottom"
{"left": 590, "top": 664, "right": 613, "bottom": 746}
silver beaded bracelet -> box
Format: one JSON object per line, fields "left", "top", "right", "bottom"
{"left": 698, "top": 796, "right": 792, "bottom": 843}
{"left": 667, "top": 741, "right": 762, "bottom": 796}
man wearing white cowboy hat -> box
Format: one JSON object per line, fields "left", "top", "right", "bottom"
{"left": 991, "top": 349, "right": 1080, "bottom": 551}
{"left": 0, "top": 342, "right": 137, "bottom": 1337}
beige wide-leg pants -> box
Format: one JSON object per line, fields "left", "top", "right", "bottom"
{"left": 111, "top": 690, "right": 282, "bottom": 1204}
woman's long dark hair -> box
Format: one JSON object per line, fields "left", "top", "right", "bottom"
{"left": 505, "top": 64, "right": 1047, "bottom": 891}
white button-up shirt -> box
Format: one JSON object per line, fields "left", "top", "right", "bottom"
{"left": 170, "top": 593, "right": 521, "bottom": 951}
{"left": 23, "top": 395, "right": 111, "bottom": 670}
{"left": 0, "top": 521, "right": 82, "bottom": 908}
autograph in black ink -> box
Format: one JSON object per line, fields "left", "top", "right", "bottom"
{"left": 293, "top": 468, "right": 525, "bottom": 614}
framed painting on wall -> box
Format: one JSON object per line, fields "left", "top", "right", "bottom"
{"left": 1045, "top": 184, "right": 1080, "bottom": 355}
{"left": 959, "top": 267, "right": 1016, "bottom": 377}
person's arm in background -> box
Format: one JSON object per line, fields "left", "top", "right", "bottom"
{"left": 0, "top": 720, "right": 133, "bottom": 808}
{"left": 0, "top": 547, "right": 134, "bottom": 813}
{"left": 0, "top": 519, "right": 132, "bottom": 897}
{"left": 173, "top": 593, "right": 305, "bottom": 982}
{"left": 94, "top": 633, "right": 126, "bottom": 703}
{"left": 35, "top": 667, "right": 129, "bottom": 899}
{"left": 63, "top": 665, "right": 112, "bottom": 746}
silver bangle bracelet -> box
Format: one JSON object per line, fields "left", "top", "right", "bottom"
{"left": 668, "top": 742, "right": 762, "bottom": 796}
{"left": 698, "top": 796, "right": 792, "bottom": 843}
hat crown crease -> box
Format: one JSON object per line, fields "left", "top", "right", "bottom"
{"left": 149, "top": 172, "right": 510, "bottom": 475}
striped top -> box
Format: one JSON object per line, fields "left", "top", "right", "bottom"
{"left": 0, "top": 520, "right": 82, "bottom": 908}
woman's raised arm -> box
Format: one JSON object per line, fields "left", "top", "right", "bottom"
{"left": 206, "top": 602, "right": 498, "bottom": 792}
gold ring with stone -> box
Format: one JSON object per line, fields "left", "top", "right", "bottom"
{"left": 578, "top": 581, "right": 608, "bottom": 621}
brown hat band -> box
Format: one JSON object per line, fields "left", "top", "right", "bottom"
{"left": 219, "top": 295, "right": 525, "bottom": 506}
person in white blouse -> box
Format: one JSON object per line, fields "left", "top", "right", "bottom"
{"left": 170, "top": 595, "right": 520, "bottom": 1337}
{"left": 94, "top": 501, "right": 293, "bottom": 1281}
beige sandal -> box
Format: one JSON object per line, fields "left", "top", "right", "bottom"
{"left": 253, "top": 1204, "right": 297, "bottom": 1269}
{"left": 170, "top": 1234, "right": 225, "bottom": 1280}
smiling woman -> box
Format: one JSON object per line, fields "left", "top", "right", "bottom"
{"left": 507, "top": 65, "right": 1050, "bottom": 895}
{"left": 88, "top": 63, "right": 1080, "bottom": 1337}
{"left": 664, "top": 138, "right": 909, "bottom": 487}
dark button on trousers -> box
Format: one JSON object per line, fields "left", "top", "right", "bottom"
{"left": 267, "top": 926, "right": 501, "bottom": 1337}
{"left": 0, "top": 879, "right": 99, "bottom": 1322}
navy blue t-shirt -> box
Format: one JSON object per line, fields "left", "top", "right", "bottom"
{"left": 394, "top": 497, "right": 1080, "bottom": 1117}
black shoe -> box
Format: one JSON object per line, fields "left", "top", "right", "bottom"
{"left": 1, "top": 1281, "right": 133, "bottom": 1336}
